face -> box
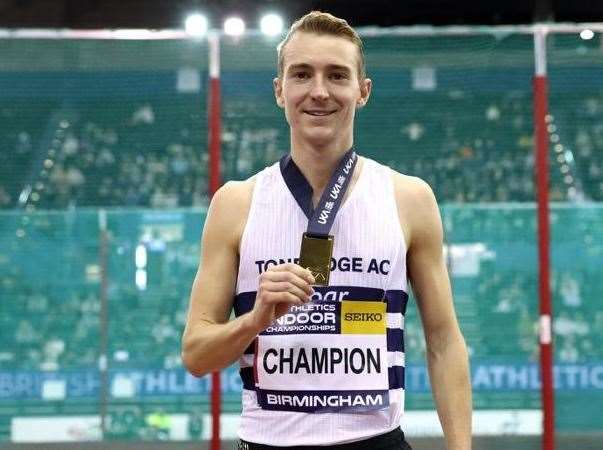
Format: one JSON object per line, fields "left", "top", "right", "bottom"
{"left": 274, "top": 32, "right": 371, "bottom": 149}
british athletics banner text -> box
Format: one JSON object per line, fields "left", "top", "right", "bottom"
{"left": 1, "top": 363, "right": 603, "bottom": 400}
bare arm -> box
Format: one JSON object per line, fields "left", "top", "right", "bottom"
{"left": 181, "top": 181, "right": 315, "bottom": 377}
{"left": 394, "top": 174, "right": 472, "bottom": 450}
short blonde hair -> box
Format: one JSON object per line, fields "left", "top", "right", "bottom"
{"left": 277, "top": 11, "right": 366, "bottom": 80}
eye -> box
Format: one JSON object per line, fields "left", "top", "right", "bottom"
{"left": 330, "top": 72, "right": 348, "bottom": 81}
{"left": 294, "top": 71, "right": 309, "bottom": 80}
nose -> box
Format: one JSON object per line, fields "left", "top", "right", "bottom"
{"left": 309, "top": 75, "right": 329, "bottom": 101}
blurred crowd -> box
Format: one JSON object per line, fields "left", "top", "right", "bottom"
{"left": 0, "top": 91, "right": 602, "bottom": 210}
{"left": 0, "top": 262, "right": 189, "bottom": 371}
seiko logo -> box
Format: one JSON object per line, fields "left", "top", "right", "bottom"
{"left": 344, "top": 312, "right": 383, "bottom": 322}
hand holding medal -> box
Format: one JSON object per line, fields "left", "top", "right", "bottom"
{"left": 249, "top": 263, "right": 315, "bottom": 332}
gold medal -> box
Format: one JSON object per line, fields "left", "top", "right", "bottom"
{"left": 299, "top": 232, "right": 333, "bottom": 286}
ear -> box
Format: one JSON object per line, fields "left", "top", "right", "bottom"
{"left": 273, "top": 77, "right": 285, "bottom": 109}
{"left": 356, "top": 78, "right": 372, "bottom": 109}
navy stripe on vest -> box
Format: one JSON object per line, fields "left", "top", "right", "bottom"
{"left": 388, "top": 366, "right": 405, "bottom": 390}
{"left": 241, "top": 367, "right": 255, "bottom": 391}
{"left": 387, "top": 328, "right": 404, "bottom": 352}
{"left": 385, "top": 290, "right": 409, "bottom": 314}
{"left": 234, "top": 287, "right": 408, "bottom": 317}
{"left": 234, "top": 291, "right": 256, "bottom": 317}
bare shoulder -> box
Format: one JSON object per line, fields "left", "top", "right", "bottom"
{"left": 204, "top": 177, "right": 256, "bottom": 249}
{"left": 211, "top": 177, "right": 255, "bottom": 208}
{"left": 389, "top": 169, "right": 441, "bottom": 249}
{"left": 390, "top": 170, "right": 436, "bottom": 206}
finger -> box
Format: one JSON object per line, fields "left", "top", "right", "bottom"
{"left": 268, "top": 262, "right": 299, "bottom": 272}
{"left": 264, "top": 291, "right": 305, "bottom": 306}
{"left": 263, "top": 281, "right": 312, "bottom": 301}
{"left": 268, "top": 263, "right": 315, "bottom": 285}
{"left": 261, "top": 271, "right": 314, "bottom": 296}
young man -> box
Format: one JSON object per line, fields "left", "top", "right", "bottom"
{"left": 182, "top": 11, "right": 472, "bottom": 450}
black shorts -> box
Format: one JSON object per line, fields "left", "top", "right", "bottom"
{"left": 237, "top": 427, "right": 413, "bottom": 450}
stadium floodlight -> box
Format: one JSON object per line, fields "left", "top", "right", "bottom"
{"left": 260, "top": 13, "right": 284, "bottom": 36}
{"left": 580, "top": 29, "right": 594, "bottom": 40}
{"left": 185, "top": 13, "right": 209, "bottom": 37}
{"left": 224, "top": 17, "right": 245, "bottom": 36}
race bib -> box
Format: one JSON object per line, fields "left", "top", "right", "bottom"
{"left": 254, "top": 300, "right": 389, "bottom": 413}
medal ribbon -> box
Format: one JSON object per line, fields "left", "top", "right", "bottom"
{"left": 279, "top": 148, "right": 358, "bottom": 237}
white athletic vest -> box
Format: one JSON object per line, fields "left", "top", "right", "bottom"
{"left": 233, "top": 157, "right": 409, "bottom": 446}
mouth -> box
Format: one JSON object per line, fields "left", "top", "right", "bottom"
{"left": 304, "top": 110, "right": 336, "bottom": 117}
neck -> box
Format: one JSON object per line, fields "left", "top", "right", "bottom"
{"left": 290, "top": 140, "right": 352, "bottom": 195}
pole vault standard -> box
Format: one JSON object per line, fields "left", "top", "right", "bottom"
{"left": 208, "top": 33, "right": 222, "bottom": 197}
{"left": 533, "top": 25, "right": 555, "bottom": 450}
{"left": 208, "top": 32, "right": 222, "bottom": 450}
